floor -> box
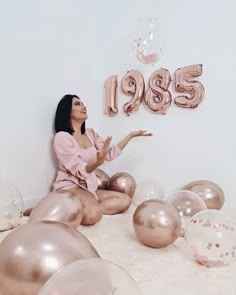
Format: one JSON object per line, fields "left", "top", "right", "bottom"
{"left": 0, "top": 205, "right": 235, "bottom": 295}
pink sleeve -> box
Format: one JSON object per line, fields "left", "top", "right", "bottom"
{"left": 53, "top": 132, "right": 90, "bottom": 179}
{"left": 91, "top": 129, "right": 122, "bottom": 161}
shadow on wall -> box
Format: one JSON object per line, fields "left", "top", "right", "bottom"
{"left": 49, "top": 117, "right": 59, "bottom": 192}
{"left": 49, "top": 137, "right": 58, "bottom": 192}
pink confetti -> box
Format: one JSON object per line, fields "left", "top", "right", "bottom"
{"left": 207, "top": 243, "right": 213, "bottom": 249}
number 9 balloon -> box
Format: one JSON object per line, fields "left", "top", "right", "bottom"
{"left": 121, "top": 70, "right": 145, "bottom": 116}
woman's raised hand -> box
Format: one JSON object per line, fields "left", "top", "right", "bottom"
{"left": 96, "top": 136, "right": 112, "bottom": 165}
{"left": 129, "top": 130, "right": 153, "bottom": 138}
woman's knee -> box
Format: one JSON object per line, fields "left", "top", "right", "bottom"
{"left": 82, "top": 205, "right": 103, "bottom": 225}
{"left": 120, "top": 193, "right": 132, "bottom": 211}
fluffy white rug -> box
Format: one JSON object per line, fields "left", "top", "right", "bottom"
{"left": 0, "top": 205, "right": 235, "bottom": 295}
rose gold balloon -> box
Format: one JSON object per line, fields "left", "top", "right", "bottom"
{"left": 95, "top": 169, "right": 110, "bottom": 190}
{"left": 108, "top": 172, "right": 136, "bottom": 198}
{"left": 168, "top": 190, "right": 207, "bottom": 237}
{"left": 183, "top": 180, "right": 225, "bottom": 210}
{"left": 121, "top": 70, "right": 145, "bottom": 116}
{"left": 28, "top": 191, "right": 83, "bottom": 229}
{"left": 104, "top": 75, "right": 118, "bottom": 116}
{"left": 133, "top": 199, "right": 181, "bottom": 248}
{"left": 174, "top": 64, "right": 205, "bottom": 109}
{"left": 0, "top": 221, "right": 100, "bottom": 295}
{"left": 144, "top": 68, "right": 172, "bottom": 114}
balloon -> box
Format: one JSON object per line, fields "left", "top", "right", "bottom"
{"left": 133, "top": 179, "right": 165, "bottom": 207}
{"left": 144, "top": 68, "right": 172, "bottom": 114}
{"left": 28, "top": 191, "right": 83, "bottom": 229}
{"left": 95, "top": 169, "right": 110, "bottom": 190}
{"left": 133, "top": 199, "right": 181, "bottom": 248}
{"left": 174, "top": 64, "right": 205, "bottom": 109}
{"left": 183, "top": 180, "right": 225, "bottom": 210}
{"left": 38, "top": 258, "right": 141, "bottom": 295}
{"left": 0, "top": 182, "right": 24, "bottom": 232}
{"left": 104, "top": 75, "right": 118, "bottom": 116}
{"left": 0, "top": 221, "right": 100, "bottom": 294}
{"left": 168, "top": 190, "right": 207, "bottom": 237}
{"left": 131, "top": 17, "right": 165, "bottom": 66}
{"left": 185, "top": 210, "right": 236, "bottom": 267}
{"left": 121, "top": 70, "right": 145, "bottom": 116}
{"left": 108, "top": 172, "right": 136, "bottom": 198}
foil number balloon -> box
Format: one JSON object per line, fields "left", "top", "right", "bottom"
{"left": 144, "top": 68, "right": 172, "bottom": 114}
{"left": 104, "top": 64, "right": 204, "bottom": 116}
{"left": 174, "top": 64, "right": 205, "bottom": 109}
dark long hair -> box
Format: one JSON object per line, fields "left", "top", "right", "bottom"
{"left": 54, "top": 94, "right": 86, "bottom": 134}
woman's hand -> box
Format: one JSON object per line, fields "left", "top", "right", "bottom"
{"left": 129, "top": 130, "right": 153, "bottom": 138}
{"left": 96, "top": 136, "right": 112, "bottom": 165}
{"left": 118, "top": 130, "right": 153, "bottom": 151}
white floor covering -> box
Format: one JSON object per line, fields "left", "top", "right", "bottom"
{"left": 0, "top": 205, "right": 235, "bottom": 295}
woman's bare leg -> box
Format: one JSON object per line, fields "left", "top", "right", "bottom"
{"left": 96, "top": 190, "right": 131, "bottom": 215}
{"left": 69, "top": 187, "right": 103, "bottom": 225}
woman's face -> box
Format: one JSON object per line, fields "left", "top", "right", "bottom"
{"left": 71, "top": 97, "right": 88, "bottom": 121}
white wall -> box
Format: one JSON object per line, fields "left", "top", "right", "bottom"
{"left": 0, "top": 0, "right": 235, "bottom": 209}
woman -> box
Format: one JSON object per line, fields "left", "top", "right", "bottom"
{"left": 53, "top": 94, "right": 152, "bottom": 225}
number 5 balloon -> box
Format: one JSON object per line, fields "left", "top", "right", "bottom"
{"left": 174, "top": 64, "right": 205, "bottom": 109}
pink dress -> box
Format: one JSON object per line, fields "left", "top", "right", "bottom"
{"left": 53, "top": 128, "right": 121, "bottom": 197}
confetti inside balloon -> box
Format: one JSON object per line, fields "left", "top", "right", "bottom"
{"left": 0, "top": 182, "right": 24, "bottom": 232}
{"left": 185, "top": 210, "right": 236, "bottom": 267}
{"left": 131, "top": 17, "right": 165, "bottom": 66}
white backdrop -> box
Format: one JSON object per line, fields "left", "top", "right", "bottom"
{"left": 0, "top": 0, "right": 235, "bottom": 209}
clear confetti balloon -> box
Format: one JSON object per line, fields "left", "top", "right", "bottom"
{"left": 168, "top": 190, "right": 207, "bottom": 237}
{"left": 133, "top": 179, "right": 165, "bottom": 207}
{"left": 131, "top": 17, "right": 166, "bottom": 66}
{"left": 38, "top": 258, "right": 141, "bottom": 295}
{"left": 0, "top": 182, "right": 24, "bottom": 232}
{"left": 185, "top": 209, "right": 236, "bottom": 267}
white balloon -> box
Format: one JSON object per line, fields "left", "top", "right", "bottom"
{"left": 185, "top": 209, "right": 236, "bottom": 267}
{"left": 38, "top": 258, "right": 141, "bottom": 295}
{"left": 133, "top": 180, "right": 165, "bottom": 207}
{"left": 0, "top": 182, "right": 24, "bottom": 232}
{"left": 130, "top": 17, "right": 166, "bottom": 66}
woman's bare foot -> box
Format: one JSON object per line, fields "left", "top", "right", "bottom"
{"left": 23, "top": 208, "right": 33, "bottom": 216}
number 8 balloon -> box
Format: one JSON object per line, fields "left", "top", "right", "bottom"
{"left": 144, "top": 68, "right": 172, "bottom": 114}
